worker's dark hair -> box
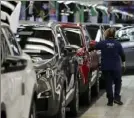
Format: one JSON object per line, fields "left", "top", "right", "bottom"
{"left": 104, "top": 28, "right": 116, "bottom": 39}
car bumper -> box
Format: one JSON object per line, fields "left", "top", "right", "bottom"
{"left": 36, "top": 91, "right": 60, "bottom": 117}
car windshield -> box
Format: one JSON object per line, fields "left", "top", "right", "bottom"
{"left": 61, "top": 27, "right": 83, "bottom": 48}
{"left": 115, "top": 27, "right": 134, "bottom": 41}
{"left": 16, "top": 27, "right": 55, "bottom": 60}
{"left": 86, "top": 25, "right": 100, "bottom": 40}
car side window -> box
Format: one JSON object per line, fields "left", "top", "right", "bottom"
{"left": 57, "top": 27, "right": 69, "bottom": 45}
{"left": 86, "top": 25, "right": 100, "bottom": 40}
{"left": 1, "top": 30, "right": 11, "bottom": 65}
{"left": 4, "top": 27, "right": 21, "bottom": 56}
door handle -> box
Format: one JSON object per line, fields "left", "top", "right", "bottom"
{"left": 131, "top": 47, "right": 134, "bottom": 50}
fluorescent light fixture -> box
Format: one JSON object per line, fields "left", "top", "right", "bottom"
{"left": 57, "top": 1, "right": 64, "bottom": 3}
{"left": 60, "top": 13, "right": 69, "bottom": 16}
{"left": 64, "top": 1, "right": 75, "bottom": 4}
{"left": 33, "top": 27, "right": 51, "bottom": 31}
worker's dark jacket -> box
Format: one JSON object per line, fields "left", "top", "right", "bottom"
{"left": 95, "top": 38, "right": 125, "bottom": 71}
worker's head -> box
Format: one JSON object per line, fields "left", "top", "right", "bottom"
{"left": 104, "top": 28, "right": 116, "bottom": 39}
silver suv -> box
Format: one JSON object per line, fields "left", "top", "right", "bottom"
{"left": 1, "top": 23, "right": 38, "bottom": 118}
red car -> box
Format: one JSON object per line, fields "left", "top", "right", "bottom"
{"left": 54, "top": 22, "right": 100, "bottom": 105}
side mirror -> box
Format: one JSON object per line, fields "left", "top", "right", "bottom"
{"left": 2, "top": 56, "right": 27, "bottom": 72}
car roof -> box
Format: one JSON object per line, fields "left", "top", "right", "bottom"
{"left": 119, "top": 26, "right": 134, "bottom": 31}
{"left": 83, "top": 23, "right": 110, "bottom": 26}
{"left": 59, "top": 22, "right": 82, "bottom": 28}
{"left": 19, "top": 20, "right": 53, "bottom": 29}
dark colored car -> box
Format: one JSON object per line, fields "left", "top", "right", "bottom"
{"left": 16, "top": 21, "right": 80, "bottom": 118}
{"left": 52, "top": 22, "right": 100, "bottom": 105}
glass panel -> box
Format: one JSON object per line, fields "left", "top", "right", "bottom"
{"left": 62, "top": 28, "right": 82, "bottom": 47}
{"left": 4, "top": 27, "right": 20, "bottom": 56}
{"left": 17, "top": 28, "right": 55, "bottom": 60}
{"left": 86, "top": 25, "right": 100, "bottom": 40}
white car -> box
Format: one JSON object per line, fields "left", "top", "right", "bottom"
{"left": 1, "top": 23, "right": 38, "bottom": 118}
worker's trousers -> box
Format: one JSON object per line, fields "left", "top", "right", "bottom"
{"left": 102, "top": 70, "right": 122, "bottom": 102}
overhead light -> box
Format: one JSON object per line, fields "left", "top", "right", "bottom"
{"left": 57, "top": 1, "right": 64, "bottom": 3}
{"left": 60, "top": 12, "right": 69, "bottom": 16}
{"left": 64, "top": 1, "right": 75, "bottom": 5}
{"left": 84, "top": 9, "right": 89, "bottom": 12}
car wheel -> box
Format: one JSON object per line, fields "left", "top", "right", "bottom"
{"left": 55, "top": 89, "right": 66, "bottom": 118}
{"left": 29, "top": 100, "right": 36, "bottom": 118}
{"left": 83, "top": 83, "right": 92, "bottom": 106}
{"left": 69, "top": 79, "right": 79, "bottom": 116}
{"left": 92, "top": 77, "right": 100, "bottom": 97}
{"left": 100, "top": 74, "right": 106, "bottom": 89}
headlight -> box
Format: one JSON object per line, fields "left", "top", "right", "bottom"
{"left": 38, "top": 76, "right": 51, "bottom": 93}
{"left": 32, "top": 57, "right": 42, "bottom": 63}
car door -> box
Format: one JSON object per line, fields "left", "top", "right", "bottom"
{"left": 2, "top": 26, "right": 36, "bottom": 118}
{"left": 61, "top": 26, "right": 89, "bottom": 84}
{"left": 1, "top": 27, "right": 23, "bottom": 118}
{"left": 55, "top": 29, "right": 69, "bottom": 92}
{"left": 78, "top": 28, "right": 90, "bottom": 84}
{"left": 49, "top": 30, "right": 65, "bottom": 106}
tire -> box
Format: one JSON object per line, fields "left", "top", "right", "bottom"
{"left": 69, "top": 79, "right": 79, "bottom": 116}
{"left": 29, "top": 100, "right": 36, "bottom": 118}
{"left": 55, "top": 89, "right": 66, "bottom": 118}
{"left": 99, "top": 74, "right": 106, "bottom": 89}
{"left": 92, "top": 77, "right": 100, "bottom": 97}
{"left": 82, "top": 83, "right": 92, "bottom": 106}
{"left": 1, "top": 111, "right": 6, "bottom": 118}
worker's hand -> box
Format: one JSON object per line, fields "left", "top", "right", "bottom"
{"left": 122, "top": 62, "right": 126, "bottom": 72}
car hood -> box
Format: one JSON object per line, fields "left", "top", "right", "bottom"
{"left": 121, "top": 41, "right": 134, "bottom": 49}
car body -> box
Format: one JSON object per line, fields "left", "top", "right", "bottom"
{"left": 16, "top": 21, "right": 80, "bottom": 117}
{"left": 83, "top": 23, "right": 112, "bottom": 88}
{"left": 115, "top": 26, "right": 134, "bottom": 70}
{"left": 52, "top": 22, "right": 100, "bottom": 105}
{"left": 1, "top": 23, "right": 38, "bottom": 118}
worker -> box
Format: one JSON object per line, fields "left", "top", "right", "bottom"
{"left": 91, "top": 28, "right": 126, "bottom": 106}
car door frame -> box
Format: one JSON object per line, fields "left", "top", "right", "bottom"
{"left": 1, "top": 26, "right": 24, "bottom": 118}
